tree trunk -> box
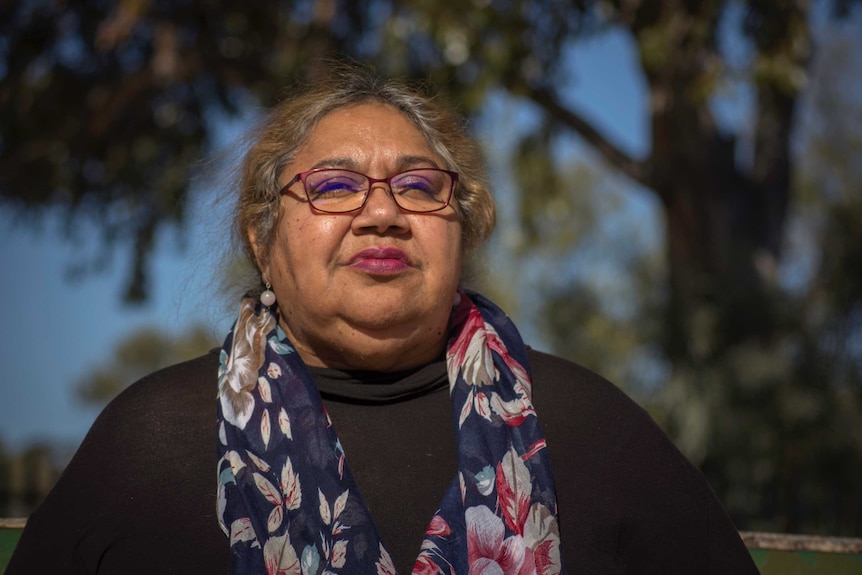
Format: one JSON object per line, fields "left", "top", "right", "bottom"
{"left": 636, "top": 1, "right": 809, "bottom": 361}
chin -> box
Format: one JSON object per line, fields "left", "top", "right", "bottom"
{"left": 346, "top": 290, "right": 423, "bottom": 319}
{"left": 346, "top": 307, "right": 422, "bottom": 331}
{"left": 348, "top": 299, "right": 448, "bottom": 333}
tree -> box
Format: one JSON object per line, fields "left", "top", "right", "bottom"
{"left": 527, "top": 15, "right": 862, "bottom": 535}
{"left": 2, "top": 0, "right": 861, "bottom": 534}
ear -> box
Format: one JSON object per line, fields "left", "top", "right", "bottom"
{"left": 246, "top": 225, "right": 270, "bottom": 283}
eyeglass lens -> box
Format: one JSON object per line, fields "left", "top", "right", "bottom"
{"left": 303, "top": 169, "right": 452, "bottom": 213}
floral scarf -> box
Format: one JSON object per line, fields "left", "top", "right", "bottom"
{"left": 217, "top": 289, "right": 565, "bottom": 575}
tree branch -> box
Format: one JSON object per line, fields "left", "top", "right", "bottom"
{"left": 521, "top": 83, "right": 653, "bottom": 190}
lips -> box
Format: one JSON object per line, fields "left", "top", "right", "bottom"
{"left": 346, "top": 246, "right": 413, "bottom": 275}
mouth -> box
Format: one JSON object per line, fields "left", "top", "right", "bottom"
{"left": 346, "top": 246, "right": 413, "bottom": 275}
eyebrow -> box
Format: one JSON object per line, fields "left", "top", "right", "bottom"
{"left": 307, "top": 155, "right": 442, "bottom": 172}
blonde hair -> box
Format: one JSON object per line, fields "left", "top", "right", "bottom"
{"left": 234, "top": 62, "right": 495, "bottom": 281}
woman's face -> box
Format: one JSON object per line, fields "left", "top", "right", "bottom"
{"left": 256, "top": 102, "right": 463, "bottom": 371}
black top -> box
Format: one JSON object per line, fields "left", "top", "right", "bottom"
{"left": 7, "top": 349, "right": 758, "bottom": 574}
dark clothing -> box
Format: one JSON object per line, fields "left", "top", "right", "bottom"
{"left": 7, "top": 349, "right": 758, "bottom": 574}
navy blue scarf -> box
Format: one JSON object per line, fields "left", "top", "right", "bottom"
{"left": 217, "top": 290, "right": 565, "bottom": 575}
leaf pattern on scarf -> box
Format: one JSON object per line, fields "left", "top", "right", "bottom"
{"left": 414, "top": 519, "right": 452, "bottom": 575}
{"left": 219, "top": 300, "right": 276, "bottom": 429}
{"left": 259, "top": 377, "right": 273, "bottom": 403}
{"left": 447, "top": 304, "right": 497, "bottom": 388}
{"left": 475, "top": 391, "right": 492, "bottom": 421}
{"left": 279, "top": 408, "right": 293, "bottom": 439}
{"left": 319, "top": 489, "right": 332, "bottom": 525}
{"left": 474, "top": 466, "right": 496, "bottom": 497}
{"left": 333, "top": 490, "right": 349, "bottom": 521}
{"left": 497, "top": 447, "right": 532, "bottom": 535}
{"left": 458, "top": 388, "right": 474, "bottom": 429}
{"left": 217, "top": 292, "right": 565, "bottom": 575}
{"left": 281, "top": 457, "right": 302, "bottom": 511}
{"left": 331, "top": 540, "right": 348, "bottom": 568}
{"left": 524, "top": 503, "right": 562, "bottom": 575}
{"left": 269, "top": 336, "right": 295, "bottom": 355}
{"left": 225, "top": 450, "right": 246, "bottom": 476}
{"left": 255, "top": 473, "right": 283, "bottom": 507}
{"left": 264, "top": 533, "right": 301, "bottom": 575}
{"left": 412, "top": 552, "right": 444, "bottom": 575}
{"left": 247, "top": 449, "right": 272, "bottom": 472}
{"left": 490, "top": 392, "right": 536, "bottom": 427}
{"left": 230, "top": 517, "right": 255, "bottom": 545}
{"left": 261, "top": 409, "right": 272, "bottom": 449}
{"left": 375, "top": 544, "right": 397, "bottom": 575}
{"left": 301, "top": 546, "right": 320, "bottom": 575}
{"left": 269, "top": 504, "right": 284, "bottom": 533}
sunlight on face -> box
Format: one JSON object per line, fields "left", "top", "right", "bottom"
{"left": 258, "top": 102, "right": 463, "bottom": 371}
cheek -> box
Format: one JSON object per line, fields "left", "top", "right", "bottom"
{"left": 274, "top": 215, "right": 346, "bottom": 277}
{"left": 432, "top": 222, "right": 464, "bottom": 279}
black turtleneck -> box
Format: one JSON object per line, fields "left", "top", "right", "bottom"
{"left": 7, "top": 349, "right": 758, "bottom": 574}
{"left": 310, "top": 358, "right": 455, "bottom": 572}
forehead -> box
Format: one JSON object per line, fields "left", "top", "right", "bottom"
{"left": 290, "top": 102, "right": 442, "bottom": 169}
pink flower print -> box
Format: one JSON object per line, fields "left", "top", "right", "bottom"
{"left": 483, "top": 323, "right": 531, "bottom": 397}
{"left": 489, "top": 392, "right": 536, "bottom": 427}
{"left": 426, "top": 514, "right": 451, "bottom": 537}
{"left": 447, "top": 303, "right": 497, "bottom": 387}
{"left": 412, "top": 553, "right": 444, "bottom": 575}
{"left": 496, "top": 447, "right": 532, "bottom": 535}
{"left": 414, "top": 515, "right": 452, "bottom": 575}
{"left": 466, "top": 506, "right": 534, "bottom": 575}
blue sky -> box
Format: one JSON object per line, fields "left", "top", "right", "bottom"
{"left": 0, "top": 193, "right": 233, "bottom": 450}
{"left": 0, "top": 28, "right": 659, "bottom": 453}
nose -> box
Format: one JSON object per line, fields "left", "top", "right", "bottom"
{"left": 351, "top": 183, "right": 410, "bottom": 233}
{"left": 367, "top": 181, "right": 397, "bottom": 204}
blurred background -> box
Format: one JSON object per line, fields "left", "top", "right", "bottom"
{"left": 1, "top": 0, "right": 860, "bottom": 537}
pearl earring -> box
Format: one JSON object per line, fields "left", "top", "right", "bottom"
{"left": 260, "top": 283, "right": 276, "bottom": 307}
{"left": 452, "top": 291, "right": 461, "bottom": 307}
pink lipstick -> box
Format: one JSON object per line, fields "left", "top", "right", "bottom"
{"left": 347, "top": 247, "right": 412, "bottom": 275}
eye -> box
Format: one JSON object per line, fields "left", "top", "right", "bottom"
{"left": 392, "top": 170, "right": 443, "bottom": 196}
{"left": 306, "top": 171, "right": 366, "bottom": 198}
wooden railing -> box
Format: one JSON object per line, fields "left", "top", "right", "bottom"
{"left": 740, "top": 531, "right": 862, "bottom": 574}
{"left": 741, "top": 530, "right": 862, "bottom": 553}
{"left": 2, "top": 520, "right": 861, "bottom": 573}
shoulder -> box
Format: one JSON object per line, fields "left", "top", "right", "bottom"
{"left": 526, "top": 349, "right": 712, "bottom": 495}
{"left": 72, "top": 349, "right": 220, "bottom": 477}
{"left": 526, "top": 348, "right": 683, "bottom": 486}
{"left": 98, "top": 349, "right": 221, "bottom": 419}
{"left": 78, "top": 350, "right": 217, "bottom": 438}
{"left": 526, "top": 349, "right": 756, "bottom": 573}
{"left": 8, "top": 351, "right": 228, "bottom": 573}
{"left": 526, "top": 348, "right": 658, "bottom": 448}
{"left": 527, "top": 346, "right": 703, "bottom": 494}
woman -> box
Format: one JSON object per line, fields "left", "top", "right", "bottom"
{"left": 7, "top": 64, "right": 758, "bottom": 574}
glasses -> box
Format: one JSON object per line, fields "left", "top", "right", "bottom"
{"left": 279, "top": 167, "right": 458, "bottom": 214}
